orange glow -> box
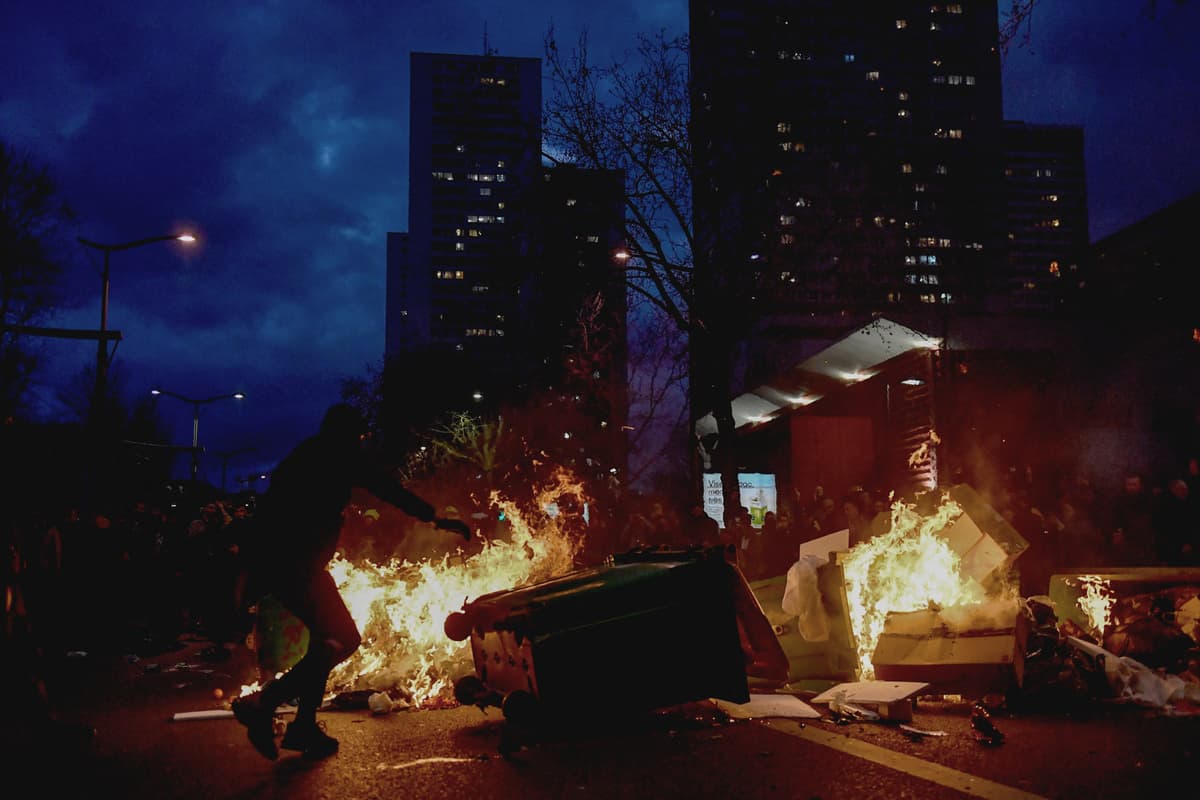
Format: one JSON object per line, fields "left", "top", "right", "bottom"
{"left": 317, "top": 468, "right": 587, "bottom": 707}
{"left": 842, "top": 493, "right": 994, "bottom": 679}
{"left": 1073, "top": 575, "right": 1114, "bottom": 636}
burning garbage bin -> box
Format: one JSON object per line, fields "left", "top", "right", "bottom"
{"left": 444, "top": 546, "right": 788, "bottom": 724}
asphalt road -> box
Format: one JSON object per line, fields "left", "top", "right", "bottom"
{"left": 19, "top": 637, "right": 1199, "bottom": 800}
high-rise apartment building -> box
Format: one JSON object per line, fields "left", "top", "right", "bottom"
{"left": 690, "top": 0, "right": 1006, "bottom": 369}
{"left": 1002, "top": 121, "right": 1089, "bottom": 315}
{"left": 386, "top": 51, "right": 629, "bottom": 477}
{"left": 387, "top": 52, "right": 542, "bottom": 362}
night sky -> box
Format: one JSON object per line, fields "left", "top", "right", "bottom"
{"left": 4, "top": 0, "right": 1198, "bottom": 490}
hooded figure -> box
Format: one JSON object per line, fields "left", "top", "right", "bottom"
{"left": 233, "top": 403, "right": 469, "bottom": 761}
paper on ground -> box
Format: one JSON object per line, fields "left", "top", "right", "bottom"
{"left": 712, "top": 693, "right": 821, "bottom": 719}
{"left": 810, "top": 680, "right": 929, "bottom": 705}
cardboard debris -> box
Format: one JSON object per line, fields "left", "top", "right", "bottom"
{"left": 797, "top": 529, "right": 850, "bottom": 560}
{"left": 810, "top": 680, "right": 928, "bottom": 722}
{"left": 937, "top": 485, "right": 1028, "bottom": 589}
{"left": 711, "top": 693, "right": 822, "bottom": 720}
{"left": 871, "top": 605, "right": 1018, "bottom": 697}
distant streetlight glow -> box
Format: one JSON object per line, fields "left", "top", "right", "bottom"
{"left": 78, "top": 231, "right": 199, "bottom": 413}
{"left": 150, "top": 388, "right": 245, "bottom": 481}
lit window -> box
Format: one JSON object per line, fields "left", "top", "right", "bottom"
{"left": 844, "top": 53, "right": 856, "bottom": 63}
{"left": 948, "top": 75, "right": 962, "bottom": 85}
{"left": 914, "top": 183, "right": 926, "bottom": 192}
{"left": 780, "top": 141, "right": 793, "bottom": 151}
{"left": 898, "top": 91, "right": 909, "bottom": 100}
{"left": 777, "top": 121, "right": 791, "bottom": 133}
{"left": 455, "top": 242, "right": 464, "bottom": 251}
{"left": 780, "top": 233, "right": 795, "bottom": 244}
{"left": 896, "top": 19, "right": 908, "bottom": 29}
{"left": 897, "top": 108, "right": 910, "bottom": 118}
{"left": 1049, "top": 261, "right": 1061, "bottom": 275}
{"left": 792, "top": 141, "right": 806, "bottom": 152}
{"left": 780, "top": 214, "right": 796, "bottom": 225}
{"left": 566, "top": 198, "right": 577, "bottom": 206}
{"left": 586, "top": 235, "right": 600, "bottom": 243}
{"left": 905, "top": 255, "right": 917, "bottom": 265}
{"left": 965, "top": 75, "right": 975, "bottom": 85}
{"left": 948, "top": 128, "right": 963, "bottom": 139}
{"left": 480, "top": 187, "right": 491, "bottom": 196}
{"left": 901, "top": 163, "right": 913, "bottom": 173}
{"left": 932, "top": 75, "right": 947, "bottom": 84}
{"left": 930, "top": 22, "right": 940, "bottom": 31}
{"left": 866, "top": 70, "right": 880, "bottom": 80}
{"left": 497, "top": 160, "right": 505, "bottom": 168}
{"left": 936, "top": 164, "right": 948, "bottom": 175}
{"left": 433, "top": 171, "right": 454, "bottom": 180}
{"left": 947, "top": 3, "right": 963, "bottom": 13}
{"left": 455, "top": 145, "right": 465, "bottom": 152}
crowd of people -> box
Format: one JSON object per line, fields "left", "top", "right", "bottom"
{"left": 5, "top": 452, "right": 1200, "bottom": 747}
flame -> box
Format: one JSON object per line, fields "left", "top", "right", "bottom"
{"left": 320, "top": 468, "right": 586, "bottom": 707}
{"left": 1073, "top": 575, "right": 1114, "bottom": 636}
{"left": 841, "top": 493, "right": 987, "bottom": 679}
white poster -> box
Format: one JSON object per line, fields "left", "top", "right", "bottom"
{"left": 703, "top": 472, "right": 777, "bottom": 529}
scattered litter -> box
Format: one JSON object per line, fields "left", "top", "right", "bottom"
{"left": 711, "top": 693, "right": 821, "bottom": 720}
{"left": 970, "top": 703, "right": 1005, "bottom": 746}
{"left": 368, "top": 692, "right": 396, "bottom": 715}
{"left": 171, "top": 709, "right": 235, "bottom": 722}
{"left": 899, "top": 724, "right": 948, "bottom": 739}
{"left": 811, "top": 680, "right": 928, "bottom": 723}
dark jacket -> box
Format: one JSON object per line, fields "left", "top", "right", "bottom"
{"left": 249, "top": 432, "right": 435, "bottom": 577}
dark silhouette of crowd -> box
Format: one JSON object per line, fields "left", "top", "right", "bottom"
{"left": 6, "top": 452, "right": 1200, "bottom": 753}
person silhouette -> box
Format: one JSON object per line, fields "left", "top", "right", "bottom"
{"left": 232, "top": 403, "right": 469, "bottom": 760}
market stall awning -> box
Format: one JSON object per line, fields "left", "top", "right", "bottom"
{"left": 696, "top": 317, "right": 940, "bottom": 436}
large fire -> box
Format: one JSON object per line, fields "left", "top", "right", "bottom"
{"left": 841, "top": 492, "right": 1000, "bottom": 679}
{"left": 284, "top": 469, "right": 586, "bottom": 707}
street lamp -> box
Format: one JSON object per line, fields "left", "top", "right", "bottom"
{"left": 78, "top": 232, "right": 197, "bottom": 407}
{"left": 150, "top": 388, "right": 245, "bottom": 482}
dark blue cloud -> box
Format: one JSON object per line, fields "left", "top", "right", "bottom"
{"left": 4, "top": 0, "right": 1195, "bottom": 487}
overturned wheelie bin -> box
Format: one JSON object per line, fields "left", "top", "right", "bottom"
{"left": 444, "top": 546, "right": 789, "bottom": 724}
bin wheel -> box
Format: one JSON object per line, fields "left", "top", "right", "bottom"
{"left": 454, "top": 674, "right": 487, "bottom": 707}
{"left": 444, "top": 611, "right": 473, "bottom": 641}
{"left": 502, "top": 690, "right": 540, "bottom": 726}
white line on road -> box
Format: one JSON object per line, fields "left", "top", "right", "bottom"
{"left": 763, "top": 720, "right": 1049, "bottom": 800}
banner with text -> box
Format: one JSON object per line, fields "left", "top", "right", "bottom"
{"left": 703, "top": 472, "right": 777, "bottom": 529}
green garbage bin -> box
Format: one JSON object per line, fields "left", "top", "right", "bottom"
{"left": 445, "top": 546, "right": 788, "bottom": 722}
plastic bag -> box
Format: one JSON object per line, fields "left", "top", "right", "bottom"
{"left": 781, "top": 554, "right": 831, "bottom": 642}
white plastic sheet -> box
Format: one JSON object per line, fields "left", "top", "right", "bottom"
{"left": 782, "top": 554, "right": 831, "bottom": 642}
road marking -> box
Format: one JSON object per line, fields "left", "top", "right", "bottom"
{"left": 376, "top": 757, "right": 476, "bottom": 771}
{"left": 763, "top": 720, "right": 1049, "bottom": 800}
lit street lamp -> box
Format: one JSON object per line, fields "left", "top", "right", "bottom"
{"left": 78, "top": 232, "right": 197, "bottom": 407}
{"left": 150, "top": 388, "right": 245, "bottom": 482}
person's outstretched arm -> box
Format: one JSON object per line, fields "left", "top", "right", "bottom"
{"left": 356, "top": 456, "right": 471, "bottom": 539}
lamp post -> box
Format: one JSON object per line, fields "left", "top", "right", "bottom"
{"left": 78, "top": 233, "right": 196, "bottom": 407}
{"left": 150, "top": 388, "right": 245, "bottom": 482}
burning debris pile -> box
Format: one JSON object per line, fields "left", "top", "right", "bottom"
{"left": 1015, "top": 571, "right": 1200, "bottom": 712}
{"left": 248, "top": 469, "right": 588, "bottom": 708}
{"left": 776, "top": 486, "right": 1200, "bottom": 712}
{"left": 837, "top": 486, "right": 1024, "bottom": 683}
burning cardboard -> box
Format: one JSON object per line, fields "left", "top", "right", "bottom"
{"left": 870, "top": 598, "right": 1021, "bottom": 697}
{"left": 934, "top": 484, "right": 1028, "bottom": 590}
